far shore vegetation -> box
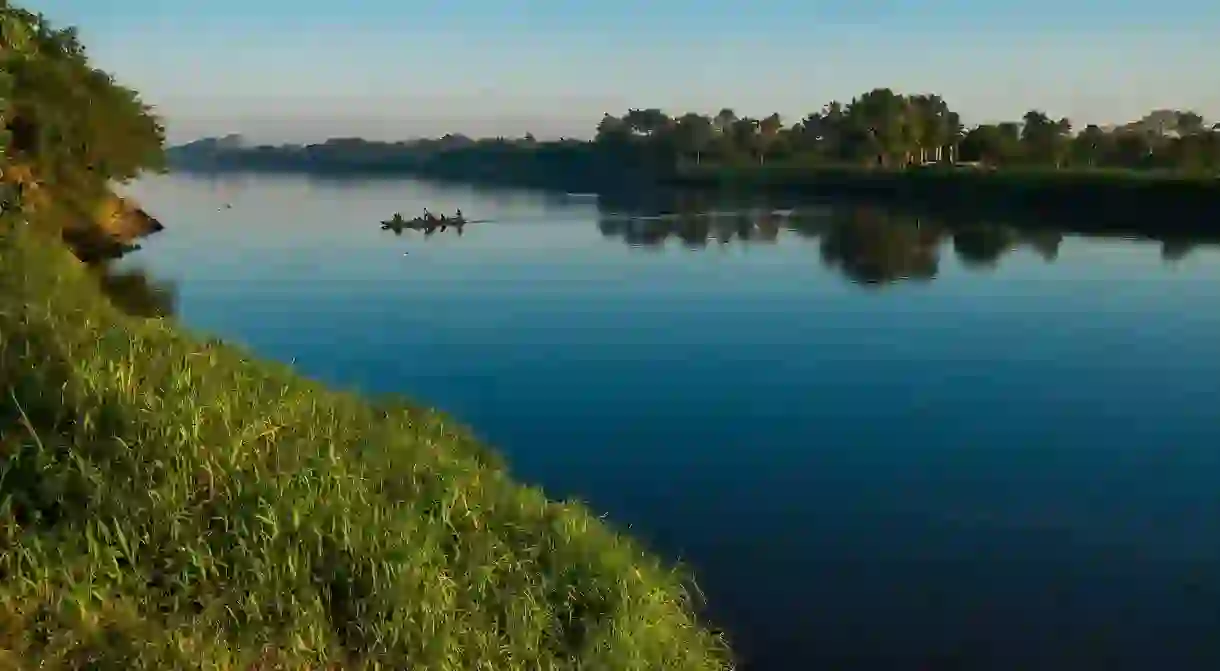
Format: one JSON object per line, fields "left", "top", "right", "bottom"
{"left": 1, "top": 3, "right": 733, "bottom": 668}
{"left": 169, "top": 96, "right": 1220, "bottom": 221}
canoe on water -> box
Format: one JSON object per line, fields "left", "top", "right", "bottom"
{"left": 381, "top": 214, "right": 469, "bottom": 229}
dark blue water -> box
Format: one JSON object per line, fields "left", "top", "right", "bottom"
{"left": 121, "top": 173, "right": 1220, "bottom": 670}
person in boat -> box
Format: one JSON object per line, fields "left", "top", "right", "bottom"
{"left": 454, "top": 208, "right": 464, "bottom": 222}
{"left": 423, "top": 209, "right": 435, "bottom": 223}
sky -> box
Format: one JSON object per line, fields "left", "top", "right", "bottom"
{"left": 33, "top": 0, "right": 1220, "bottom": 145}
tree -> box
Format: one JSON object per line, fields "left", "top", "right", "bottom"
{"left": 729, "top": 117, "right": 760, "bottom": 164}
{"left": 1175, "top": 111, "right": 1206, "bottom": 136}
{"left": 906, "top": 94, "right": 943, "bottom": 164}
{"left": 621, "top": 108, "right": 671, "bottom": 138}
{"left": 911, "top": 94, "right": 956, "bottom": 163}
{"left": 756, "top": 113, "right": 783, "bottom": 164}
{"left": 712, "top": 108, "right": 738, "bottom": 135}
{"left": 945, "top": 111, "right": 964, "bottom": 163}
{"left": 960, "top": 123, "right": 1021, "bottom": 165}
{"left": 844, "top": 88, "right": 910, "bottom": 167}
{"left": 1020, "top": 110, "right": 1071, "bottom": 167}
{"left": 1070, "top": 124, "right": 1109, "bottom": 167}
{"left": 795, "top": 101, "right": 847, "bottom": 159}
{"left": 1111, "top": 130, "right": 1155, "bottom": 168}
{"left": 1163, "top": 130, "right": 1220, "bottom": 173}
{"left": 595, "top": 113, "right": 631, "bottom": 146}
{"left": 0, "top": 2, "right": 164, "bottom": 230}
{"left": 673, "top": 112, "right": 713, "bottom": 164}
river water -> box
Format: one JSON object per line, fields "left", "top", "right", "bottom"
{"left": 118, "top": 172, "right": 1220, "bottom": 670}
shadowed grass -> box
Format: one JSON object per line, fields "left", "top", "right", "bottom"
{"left": 0, "top": 216, "right": 733, "bottom": 670}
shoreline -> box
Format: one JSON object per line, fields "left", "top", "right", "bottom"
{"left": 64, "top": 194, "right": 166, "bottom": 261}
{"left": 164, "top": 161, "right": 1220, "bottom": 237}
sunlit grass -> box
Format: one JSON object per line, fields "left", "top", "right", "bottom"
{"left": 0, "top": 217, "right": 733, "bottom": 670}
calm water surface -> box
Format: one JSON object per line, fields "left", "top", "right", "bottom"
{"left": 120, "top": 173, "right": 1220, "bottom": 670}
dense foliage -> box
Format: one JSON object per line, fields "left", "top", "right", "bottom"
{"left": 0, "top": 1, "right": 164, "bottom": 239}
{"left": 169, "top": 90, "right": 1220, "bottom": 188}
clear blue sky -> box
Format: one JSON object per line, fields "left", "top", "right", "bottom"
{"left": 34, "top": 0, "right": 1220, "bottom": 144}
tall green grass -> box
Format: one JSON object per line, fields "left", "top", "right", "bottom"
{"left": 0, "top": 217, "right": 733, "bottom": 670}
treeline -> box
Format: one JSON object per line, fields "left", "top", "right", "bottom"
{"left": 170, "top": 89, "right": 1220, "bottom": 186}
{"left": 169, "top": 135, "right": 628, "bottom": 192}
{"left": 1, "top": 2, "right": 166, "bottom": 257}
{"left": 595, "top": 93, "right": 1220, "bottom": 172}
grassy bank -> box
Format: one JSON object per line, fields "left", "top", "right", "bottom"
{"left": 665, "top": 164, "right": 1220, "bottom": 230}
{"left": 0, "top": 217, "right": 732, "bottom": 669}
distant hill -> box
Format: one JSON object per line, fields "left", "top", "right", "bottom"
{"left": 165, "top": 134, "right": 247, "bottom": 165}
{"left": 185, "top": 133, "right": 246, "bottom": 150}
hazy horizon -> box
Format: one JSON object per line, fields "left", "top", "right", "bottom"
{"left": 34, "top": 0, "right": 1220, "bottom": 146}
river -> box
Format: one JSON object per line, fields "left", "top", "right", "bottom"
{"left": 117, "top": 172, "right": 1220, "bottom": 670}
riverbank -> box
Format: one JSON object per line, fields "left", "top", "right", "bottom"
{"left": 2, "top": 162, "right": 165, "bottom": 260}
{"left": 168, "top": 143, "right": 1220, "bottom": 234}
{"left": 59, "top": 194, "right": 165, "bottom": 261}
{"left": 0, "top": 216, "right": 732, "bottom": 669}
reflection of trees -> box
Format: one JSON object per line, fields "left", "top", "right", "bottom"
{"left": 1019, "top": 230, "right": 1064, "bottom": 261}
{"left": 674, "top": 216, "right": 711, "bottom": 248}
{"left": 374, "top": 188, "right": 1220, "bottom": 286}
{"left": 951, "top": 226, "right": 1018, "bottom": 269}
{"left": 592, "top": 199, "right": 1090, "bottom": 286}
{"left": 93, "top": 265, "right": 177, "bottom": 318}
{"left": 818, "top": 207, "right": 943, "bottom": 285}
{"left": 1161, "top": 239, "right": 1196, "bottom": 262}
{"left": 596, "top": 211, "right": 791, "bottom": 249}
{"left": 592, "top": 195, "right": 1220, "bottom": 285}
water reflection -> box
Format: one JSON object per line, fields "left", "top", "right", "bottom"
{"left": 951, "top": 225, "right": 1020, "bottom": 269}
{"left": 384, "top": 219, "right": 467, "bottom": 237}
{"left": 1161, "top": 238, "right": 1198, "bottom": 262}
{"left": 372, "top": 185, "right": 1218, "bottom": 287}
{"left": 594, "top": 203, "right": 1077, "bottom": 285}
{"left": 816, "top": 207, "right": 941, "bottom": 285}
{"left": 93, "top": 263, "right": 177, "bottom": 318}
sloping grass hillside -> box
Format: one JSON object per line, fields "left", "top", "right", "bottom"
{"left": 0, "top": 218, "right": 733, "bottom": 670}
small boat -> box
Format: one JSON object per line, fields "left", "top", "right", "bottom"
{"left": 381, "top": 212, "right": 469, "bottom": 230}
{"left": 381, "top": 213, "right": 411, "bottom": 228}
